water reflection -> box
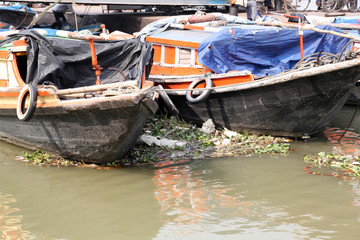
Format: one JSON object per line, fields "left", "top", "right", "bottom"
{"left": 153, "top": 164, "right": 251, "bottom": 226}
{"left": 324, "top": 127, "right": 360, "bottom": 158}
{"left": 0, "top": 106, "right": 359, "bottom": 239}
{"left": 0, "top": 192, "right": 34, "bottom": 240}
{"left": 349, "top": 181, "right": 360, "bottom": 208}
{"left": 152, "top": 157, "right": 360, "bottom": 239}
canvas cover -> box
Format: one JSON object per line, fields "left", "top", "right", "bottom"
{"left": 334, "top": 16, "right": 360, "bottom": 24}
{"left": 0, "top": 29, "right": 152, "bottom": 89}
{"left": 0, "top": 4, "right": 35, "bottom": 13}
{"left": 197, "top": 25, "right": 351, "bottom": 77}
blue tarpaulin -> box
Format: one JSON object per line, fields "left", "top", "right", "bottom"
{"left": 197, "top": 25, "right": 351, "bottom": 77}
{"left": 0, "top": 4, "right": 35, "bottom": 13}
{"left": 334, "top": 16, "right": 360, "bottom": 24}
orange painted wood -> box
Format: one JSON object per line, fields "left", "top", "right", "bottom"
{"left": 145, "top": 36, "right": 200, "bottom": 49}
{"left": 0, "top": 90, "right": 51, "bottom": 97}
{"left": 0, "top": 51, "right": 9, "bottom": 59}
{"left": 212, "top": 75, "right": 253, "bottom": 86}
{"left": 153, "top": 45, "right": 162, "bottom": 62}
{"left": 12, "top": 40, "right": 27, "bottom": 47}
{"left": 0, "top": 92, "right": 19, "bottom": 97}
{"left": 0, "top": 80, "right": 8, "bottom": 87}
{"left": 156, "top": 75, "right": 254, "bottom": 89}
{"left": 150, "top": 65, "right": 205, "bottom": 76}
{"left": 164, "top": 46, "right": 175, "bottom": 64}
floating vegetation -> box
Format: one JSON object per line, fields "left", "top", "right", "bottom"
{"left": 17, "top": 150, "right": 81, "bottom": 167}
{"left": 304, "top": 152, "right": 360, "bottom": 179}
{"left": 121, "top": 115, "right": 292, "bottom": 165}
{"left": 15, "top": 116, "right": 292, "bottom": 167}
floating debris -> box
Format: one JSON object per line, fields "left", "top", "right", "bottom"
{"left": 304, "top": 152, "right": 360, "bottom": 179}
{"left": 16, "top": 116, "right": 292, "bottom": 168}
{"left": 17, "top": 150, "right": 81, "bottom": 167}
{"left": 140, "top": 134, "right": 187, "bottom": 148}
{"left": 121, "top": 115, "right": 292, "bottom": 165}
{"left": 200, "top": 119, "right": 216, "bottom": 134}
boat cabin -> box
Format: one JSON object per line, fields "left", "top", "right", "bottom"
{"left": 145, "top": 28, "right": 255, "bottom": 89}
{"left": 0, "top": 39, "right": 27, "bottom": 88}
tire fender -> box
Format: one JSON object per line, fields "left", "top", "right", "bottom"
{"left": 16, "top": 84, "right": 38, "bottom": 121}
{"left": 186, "top": 76, "right": 213, "bottom": 103}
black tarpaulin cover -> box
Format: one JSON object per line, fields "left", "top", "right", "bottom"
{"left": 0, "top": 30, "right": 152, "bottom": 89}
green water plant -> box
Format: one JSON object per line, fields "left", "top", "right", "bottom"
{"left": 122, "top": 115, "right": 292, "bottom": 164}
{"left": 304, "top": 152, "right": 360, "bottom": 178}
{"left": 20, "top": 150, "right": 80, "bottom": 166}
{"left": 17, "top": 116, "right": 293, "bottom": 167}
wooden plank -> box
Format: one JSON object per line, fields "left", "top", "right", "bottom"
{"left": 325, "top": 12, "right": 346, "bottom": 17}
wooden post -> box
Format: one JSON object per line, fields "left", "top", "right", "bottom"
{"left": 88, "top": 39, "right": 102, "bottom": 85}
{"left": 284, "top": 14, "right": 304, "bottom": 59}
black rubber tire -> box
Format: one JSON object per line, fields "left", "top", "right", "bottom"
{"left": 347, "top": 0, "right": 358, "bottom": 12}
{"left": 16, "top": 84, "right": 38, "bottom": 121}
{"left": 322, "top": 0, "right": 338, "bottom": 12}
{"left": 185, "top": 76, "right": 213, "bottom": 103}
{"left": 297, "top": 0, "right": 311, "bottom": 11}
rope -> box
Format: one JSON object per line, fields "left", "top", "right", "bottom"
{"left": 293, "top": 52, "right": 338, "bottom": 69}
{"left": 337, "top": 40, "right": 355, "bottom": 62}
{"left": 15, "top": 6, "right": 29, "bottom": 29}
{"left": 293, "top": 41, "right": 358, "bottom": 70}
{"left": 70, "top": 0, "right": 78, "bottom": 32}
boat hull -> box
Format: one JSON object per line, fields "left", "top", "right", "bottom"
{"left": 0, "top": 10, "right": 35, "bottom": 28}
{"left": 0, "top": 92, "right": 157, "bottom": 163}
{"left": 161, "top": 61, "right": 360, "bottom": 137}
{"left": 346, "top": 81, "right": 360, "bottom": 106}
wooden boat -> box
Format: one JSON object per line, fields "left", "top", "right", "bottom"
{"left": 0, "top": 29, "right": 157, "bottom": 163}
{"left": 347, "top": 81, "right": 360, "bottom": 106}
{"left": 0, "top": 4, "right": 36, "bottom": 29}
{"left": 138, "top": 14, "right": 360, "bottom": 137}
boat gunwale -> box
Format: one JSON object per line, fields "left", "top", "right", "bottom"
{"left": 154, "top": 58, "right": 360, "bottom": 95}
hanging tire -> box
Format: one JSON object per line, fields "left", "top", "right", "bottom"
{"left": 16, "top": 84, "right": 38, "bottom": 121}
{"left": 186, "top": 76, "right": 213, "bottom": 103}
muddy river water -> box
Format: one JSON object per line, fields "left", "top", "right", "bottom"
{"left": 0, "top": 105, "right": 359, "bottom": 240}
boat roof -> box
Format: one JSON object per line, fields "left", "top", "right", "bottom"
{"left": 147, "top": 29, "right": 213, "bottom": 44}
{"left": 147, "top": 24, "right": 275, "bottom": 44}
{"left": 197, "top": 25, "right": 352, "bottom": 76}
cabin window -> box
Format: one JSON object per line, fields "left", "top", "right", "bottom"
{"left": 179, "top": 48, "right": 192, "bottom": 65}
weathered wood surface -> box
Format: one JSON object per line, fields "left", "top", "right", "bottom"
{"left": 55, "top": 81, "right": 138, "bottom": 96}
{"left": 156, "top": 59, "right": 360, "bottom": 137}
{"left": 0, "top": 88, "right": 157, "bottom": 163}
{"left": 153, "top": 58, "right": 360, "bottom": 95}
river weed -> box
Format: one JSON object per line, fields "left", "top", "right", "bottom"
{"left": 304, "top": 152, "right": 360, "bottom": 178}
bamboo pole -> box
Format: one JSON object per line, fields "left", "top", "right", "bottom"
{"left": 257, "top": 22, "right": 360, "bottom": 42}
{"left": 55, "top": 81, "right": 137, "bottom": 96}
{"left": 55, "top": 30, "right": 109, "bottom": 41}
{"left": 328, "top": 23, "right": 360, "bottom": 31}
{"left": 26, "top": 0, "right": 63, "bottom": 29}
